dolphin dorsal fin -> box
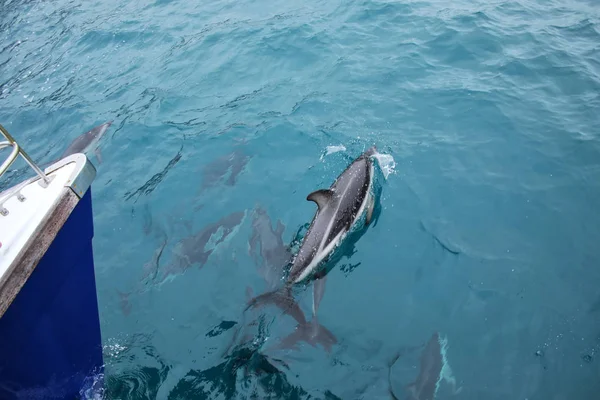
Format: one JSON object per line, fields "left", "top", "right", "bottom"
{"left": 307, "top": 189, "right": 333, "bottom": 210}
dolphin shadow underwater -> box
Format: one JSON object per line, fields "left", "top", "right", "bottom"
{"left": 243, "top": 146, "right": 386, "bottom": 353}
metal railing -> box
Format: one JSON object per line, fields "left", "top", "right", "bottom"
{"left": 0, "top": 124, "right": 52, "bottom": 216}
{"left": 0, "top": 124, "right": 50, "bottom": 187}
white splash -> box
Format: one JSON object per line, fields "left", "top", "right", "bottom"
{"left": 373, "top": 152, "right": 396, "bottom": 180}
{"left": 437, "top": 333, "right": 462, "bottom": 396}
{"left": 320, "top": 145, "right": 346, "bottom": 160}
{"left": 103, "top": 341, "right": 127, "bottom": 358}
{"left": 79, "top": 371, "right": 105, "bottom": 400}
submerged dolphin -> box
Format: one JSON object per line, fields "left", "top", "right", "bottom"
{"left": 244, "top": 206, "right": 336, "bottom": 351}
{"left": 248, "top": 206, "right": 292, "bottom": 290}
{"left": 389, "top": 332, "right": 462, "bottom": 400}
{"left": 201, "top": 148, "right": 250, "bottom": 190}
{"left": 159, "top": 210, "right": 247, "bottom": 282}
{"left": 244, "top": 206, "right": 310, "bottom": 328}
{"left": 118, "top": 210, "right": 246, "bottom": 316}
{"left": 246, "top": 146, "right": 382, "bottom": 351}
{"left": 61, "top": 120, "right": 113, "bottom": 163}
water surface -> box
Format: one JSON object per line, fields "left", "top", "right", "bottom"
{"left": 1, "top": 0, "right": 600, "bottom": 398}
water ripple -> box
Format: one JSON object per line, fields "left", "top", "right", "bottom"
{"left": 2, "top": 0, "right": 600, "bottom": 398}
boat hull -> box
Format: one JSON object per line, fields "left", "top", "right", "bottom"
{"left": 0, "top": 189, "right": 103, "bottom": 398}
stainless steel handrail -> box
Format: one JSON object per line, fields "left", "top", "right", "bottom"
{"left": 0, "top": 124, "right": 50, "bottom": 187}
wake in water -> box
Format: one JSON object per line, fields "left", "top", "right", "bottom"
{"left": 320, "top": 144, "right": 347, "bottom": 160}
{"left": 320, "top": 144, "right": 397, "bottom": 180}
{"left": 79, "top": 371, "right": 105, "bottom": 400}
{"left": 373, "top": 152, "right": 396, "bottom": 180}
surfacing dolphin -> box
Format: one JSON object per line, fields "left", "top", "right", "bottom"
{"left": 42, "top": 121, "right": 113, "bottom": 169}
{"left": 246, "top": 146, "right": 382, "bottom": 351}
{"left": 60, "top": 120, "right": 113, "bottom": 163}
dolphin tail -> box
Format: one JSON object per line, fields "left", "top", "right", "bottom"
{"left": 308, "top": 316, "right": 338, "bottom": 352}
{"left": 246, "top": 286, "right": 338, "bottom": 351}
{"left": 245, "top": 287, "right": 307, "bottom": 326}
{"left": 276, "top": 317, "right": 338, "bottom": 353}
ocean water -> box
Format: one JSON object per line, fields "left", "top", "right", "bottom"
{"left": 2, "top": 0, "right": 600, "bottom": 398}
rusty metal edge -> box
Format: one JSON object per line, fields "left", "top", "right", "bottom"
{"left": 0, "top": 187, "right": 79, "bottom": 318}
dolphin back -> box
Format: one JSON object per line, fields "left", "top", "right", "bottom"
{"left": 61, "top": 134, "right": 91, "bottom": 157}
{"left": 328, "top": 156, "right": 371, "bottom": 238}
{"left": 61, "top": 121, "right": 112, "bottom": 158}
{"left": 287, "top": 153, "right": 373, "bottom": 283}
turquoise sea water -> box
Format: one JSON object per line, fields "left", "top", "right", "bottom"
{"left": 2, "top": 0, "right": 600, "bottom": 398}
